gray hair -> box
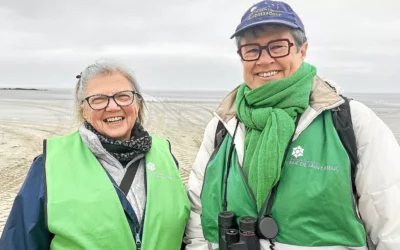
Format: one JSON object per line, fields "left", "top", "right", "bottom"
{"left": 74, "top": 59, "right": 145, "bottom": 126}
{"left": 235, "top": 24, "right": 307, "bottom": 52}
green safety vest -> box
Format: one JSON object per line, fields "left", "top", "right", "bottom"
{"left": 201, "top": 111, "right": 366, "bottom": 247}
{"left": 45, "top": 132, "right": 190, "bottom": 250}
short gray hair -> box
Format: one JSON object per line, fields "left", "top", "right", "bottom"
{"left": 74, "top": 59, "right": 145, "bottom": 126}
{"left": 235, "top": 24, "right": 307, "bottom": 52}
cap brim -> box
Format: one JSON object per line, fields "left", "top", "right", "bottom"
{"left": 230, "top": 20, "right": 300, "bottom": 39}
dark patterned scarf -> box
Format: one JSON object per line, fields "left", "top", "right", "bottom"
{"left": 85, "top": 122, "right": 152, "bottom": 163}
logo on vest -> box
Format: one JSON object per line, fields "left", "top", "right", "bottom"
{"left": 146, "top": 162, "right": 177, "bottom": 181}
{"left": 292, "top": 146, "right": 304, "bottom": 158}
{"left": 288, "top": 146, "right": 340, "bottom": 172}
{"left": 147, "top": 162, "right": 156, "bottom": 171}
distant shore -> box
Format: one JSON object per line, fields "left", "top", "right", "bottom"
{"left": 0, "top": 88, "right": 47, "bottom": 91}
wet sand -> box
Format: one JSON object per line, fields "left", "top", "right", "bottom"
{"left": 0, "top": 90, "right": 399, "bottom": 234}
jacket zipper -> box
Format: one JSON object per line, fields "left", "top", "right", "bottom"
{"left": 135, "top": 233, "right": 142, "bottom": 250}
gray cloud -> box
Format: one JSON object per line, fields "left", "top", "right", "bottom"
{"left": 0, "top": 0, "right": 399, "bottom": 93}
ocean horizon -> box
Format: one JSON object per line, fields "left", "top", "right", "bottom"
{"left": 1, "top": 88, "right": 400, "bottom": 107}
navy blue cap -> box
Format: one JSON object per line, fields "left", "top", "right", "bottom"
{"left": 230, "top": 0, "right": 305, "bottom": 39}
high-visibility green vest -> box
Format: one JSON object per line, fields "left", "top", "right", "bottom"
{"left": 45, "top": 132, "right": 190, "bottom": 250}
{"left": 201, "top": 111, "right": 366, "bottom": 247}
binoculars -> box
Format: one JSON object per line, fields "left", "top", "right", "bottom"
{"left": 218, "top": 211, "right": 260, "bottom": 250}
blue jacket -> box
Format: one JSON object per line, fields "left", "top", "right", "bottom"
{"left": 0, "top": 155, "right": 146, "bottom": 250}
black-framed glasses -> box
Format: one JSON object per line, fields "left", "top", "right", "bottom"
{"left": 237, "top": 38, "right": 294, "bottom": 61}
{"left": 84, "top": 90, "right": 141, "bottom": 110}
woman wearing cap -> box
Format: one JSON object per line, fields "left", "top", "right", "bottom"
{"left": 0, "top": 60, "right": 190, "bottom": 250}
{"left": 184, "top": 1, "right": 400, "bottom": 249}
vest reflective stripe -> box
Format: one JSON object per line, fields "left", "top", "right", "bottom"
{"left": 201, "top": 111, "right": 366, "bottom": 247}
{"left": 45, "top": 132, "right": 190, "bottom": 250}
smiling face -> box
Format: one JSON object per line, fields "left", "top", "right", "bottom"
{"left": 240, "top": 29, "right": 308, "bottom": 89}
{"left": 82, "top": 73, "right": 139, "bottom": 140}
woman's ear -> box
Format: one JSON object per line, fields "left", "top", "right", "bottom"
{"left": 300, "top": 42, "right": 308, "bottom": 60}
{"left": 135, "top": 103, "right": 140, "bottom": 113}
{"left": 133, "top": 98, "right": 141, "bottom": 112}
{"left": 81, "top": 105, "right": 89, "bottom": 121}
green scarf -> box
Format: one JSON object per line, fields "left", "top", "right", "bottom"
{"left": 236, "top": 62, "right": 317, "bottom": 211}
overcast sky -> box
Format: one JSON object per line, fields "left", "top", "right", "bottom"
{"left": 0, "top": 0, "right": 399, "bottom": 93}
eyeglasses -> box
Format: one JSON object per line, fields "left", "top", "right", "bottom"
{"left": 84, "top": 90, "right": 141, "bottom": 110}
{"left": 237, "top": 38, "right": 294, "bottom": 61}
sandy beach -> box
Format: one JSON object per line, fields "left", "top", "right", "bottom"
{"left": 0, "top": 89, "right": 399, "bottom": 234}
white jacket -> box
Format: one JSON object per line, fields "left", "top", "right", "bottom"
{"left": 184, "top": 76, "right": 400, "bottom": 250}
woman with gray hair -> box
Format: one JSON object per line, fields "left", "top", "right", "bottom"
{"left": 0, "top": 60, "right": 190, "bottom": 250}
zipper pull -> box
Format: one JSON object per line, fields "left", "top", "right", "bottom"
{"left": 135, "top": 233, "right": 142, "bottom": 250}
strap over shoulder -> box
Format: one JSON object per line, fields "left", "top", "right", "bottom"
{"left": 332, "top": 96, "right": 359, "bottom": 197}
{"left": 214, "top": 120, "right": 227, "bottom": 149}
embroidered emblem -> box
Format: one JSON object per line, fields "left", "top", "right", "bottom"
{"left": 292, "top": 146, "right": 304, "bottom": 158}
